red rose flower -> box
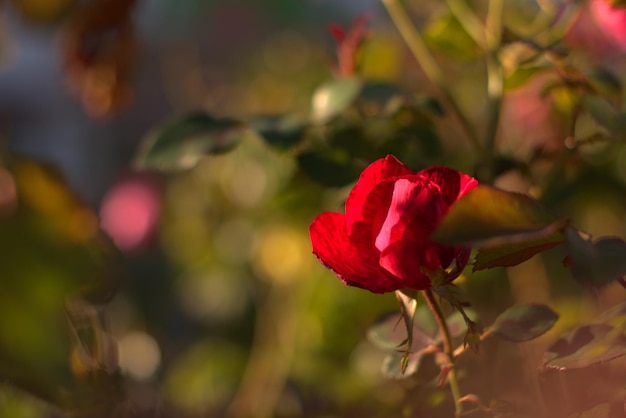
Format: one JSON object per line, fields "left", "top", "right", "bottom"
{"left": 309, "top": 155, "right": 478, "bottom": 293}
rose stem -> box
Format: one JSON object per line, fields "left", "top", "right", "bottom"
{"left": 421, "top": 289, "right": 464, "bottom": 416}
{"left": 380, "top": 0, "right": 482, "bottom": 153}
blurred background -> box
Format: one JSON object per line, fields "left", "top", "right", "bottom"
{"left": 0, "top": 0, "right": 625, "bottom": 417}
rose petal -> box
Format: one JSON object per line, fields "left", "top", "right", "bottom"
{"left": 345, "top": 155, "right": 413, "bottom": 234}
{"left": 310, "top": 212, "right": 400, "bottom": 293}
{"left": 378, "top": 241, "right": 432, "bottom": 289}
{"left": 419, "top": 166, "right": 478, "bottom": 206}
{"left": 374, "top": 178, "right": 442, "bottom": 251}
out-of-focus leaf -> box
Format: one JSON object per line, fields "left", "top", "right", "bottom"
{"left": 297, "top": 149, "right": 362, "bottom": 187}
{"left": 413, "top": 95, "right": 445, "bottom": 117}
{"left": 249, "top": 114, "right": 307, "bottom": 151}
{"left": 474, "top": 231, "right": 564, "bottom": 271}
{"left": 504, "top": 65, "right": 548, "bottom": 91}
{"left": 586, "top": 68, "right": 622, "bottom": 99}
{"left": 381, "top": 350, "right": 423, "bottom": 379}
{"left": 358, "top": 81, "right": 402, "bottom": 114}
{"left": 564, "top": 229, "right": 626, "bottom": 288}
{"left": 442, "top": 308, "right": 479, "bottom": 340}
{"left": 582, "top": 96, "right": 626, "bottom": 139}
{"left": 575, "top": 403, "right": 612, "bottom": 418}
{"left": 491, "top": 304, "right": 559, "bottom": 342}
{"left": 543, "top": 324, "right": 626, "bottom": 370}
{"left": 0, "top": 161, "right": 116, "bottom": 407}
{"left": 591, "top": 302, "right": 626, "bottom": 325}
{"left": 432, "top": 186, "right": 566, "bottom": 268}
{"left": 543, "top": 302, "right": 626, "bottom": 370}
{"left": 135, "top": 112, "right": 245, "bottom": 171}
{"left": 310, "top": 78, "right": 362, "bottom": 124}
{"left": 367, "top": 312, "right": 436, "bottom": 352}
{"left": 424, "top": 12, "right": 479, "bottom": 59}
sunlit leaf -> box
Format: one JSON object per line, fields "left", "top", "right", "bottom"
{"left": 249, "top": 114, "right": 307, "bottom": 151}
{"left": 424, "top": 12, "right": 479, "bottom": 59}
{"left": 433, "top": 186, "right": 557, "bottom": 245}
{"left": 504, "top": 65, "right": 548, "bottom": 91}
{"left": 474, "top": 230, "right": 564, "bottom": 271}
{"left": 310, "top": 78, "right": 362, "bottom": 124}
{"left": 135, "top": 111, "right": 245, "bottom": 171}
{"left": 491, "top": 304, "right": 559, "bottom": 342}
{"left": 543, "top": 324, "right": 626, "bottom": 370}
{"left": 543, "top": 302, "right": 626, "bottom": 370}
{"left": 432, "top": 186, "right": 566, "bottom": 269}
{"left": 564, "top": 229, "right": 626, "bottom": 288}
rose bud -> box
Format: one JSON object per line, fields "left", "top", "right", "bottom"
{"left": 309, "top": 155, "right": 478, "bottom": 293}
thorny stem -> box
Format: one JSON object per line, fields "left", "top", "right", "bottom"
{"left": 381, "top": 0, "right": 482, "bottom": 152}
{"left": 422, "top": 289, "right": 464, "bottom": 416}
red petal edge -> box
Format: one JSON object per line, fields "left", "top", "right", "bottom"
{"left": 419, "top": 166, "right": 478, "bottom": 206}
{"left": 345, "top": 155, "right": 413, "bottom": 234}
{"left": 309, "top": 212, "right": 401, "bottom": 294}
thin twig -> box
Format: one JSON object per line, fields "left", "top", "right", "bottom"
{"left": 381, "top": 0, "right": 482, "bottom": 152}
{"left": 422, "top": 289, "right": 464, "bottom": 416}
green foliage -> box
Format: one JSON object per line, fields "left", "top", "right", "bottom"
{"left": 564, "top": 229, "right": 626, "bottom": 288}
{"left": 310, "top": 78, "right": 362, "bottom": 124}
{"left": 135, "top": 112, "right": 246, "bottom": 171}
{"left": 543, "top": 302, "right": 626, "bottom": 369}
{"left": 490, "top": 304, "right": 559, "bottom": 342}
{"left": 432, "top": 186, "right": 566, "bottom": 270}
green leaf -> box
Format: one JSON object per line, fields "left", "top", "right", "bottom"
{"left": 0, "top": 162, "right": 117, "bottom": 406}
{"left": 474, "top": 230, "right": 564, "bottom": 271}
{"left": 433, "top": 186, "right": 557, "bottom": 245}
{"left": 491, "top": 304, "right": 559, "bottom": 342}
{"left": 582, "top": 96, "right": 626, "bottom": 139}
{"left": 297, "top": 149, "right": 362, "bottom": 187}
{"left": 310, "top": 78, "right": 362, "bottom": 124}
{"left": 543, "top": 302, "right": 626, "bottom": 370}
{"left": 432, "top": 186, "right": 566, "bottom": 269}
{"left": 248, "top": 114, "right": 307, "bottom": 151}
{"left": 504, "top": 65, "right": 548, "bottom": 91}
{"left": 543, "top": 324, "right": 626, "bottom": 370}
{"left": 424, "top": 12, "right": 479, "bottom": 59}
{"left": 135, "top": 111, "right": 245, "bottom": 171}
{"left": 358, "top": 81, "right": 402, "bottom": 115}
{"left": 564, "top": 229, "right": 626, "bottom": 288}
{"left": 586, "top": 68, "right": 622, "bottom": 99}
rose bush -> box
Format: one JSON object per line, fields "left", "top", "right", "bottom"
{"left": 309, "top": 155, "right": 478, "bottom": 293}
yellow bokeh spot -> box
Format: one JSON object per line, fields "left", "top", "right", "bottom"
{"left": 253, "top": 226, "right": 311, "bottom": 284}
{"left": 11, "top": 0, "right": 76, "bottom": 22}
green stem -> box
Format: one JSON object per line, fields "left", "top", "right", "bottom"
{"left": 444, "top": 0, "right": 486, "bottom": 48}
{"left": 483, "top": 0, "right": 504, "bottom": 183}
{"left": 422, "top": 289, "right": 464, "bottom": 416}
{"left": 381, "top": 0, "right": 482, "bottom": 152}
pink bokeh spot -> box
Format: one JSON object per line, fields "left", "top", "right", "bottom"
{"left": 100, "top": 174, "right": 161, "bottom": 252}
{"left": 567, "top": 0, "right": 626, "bottom": 57}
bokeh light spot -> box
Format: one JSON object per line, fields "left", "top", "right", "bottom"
{"left": 100, "top": 175, "right": 161, "bottom": 252}
{"left": 118, "top": 331, "right": 161, "bottom": 381}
